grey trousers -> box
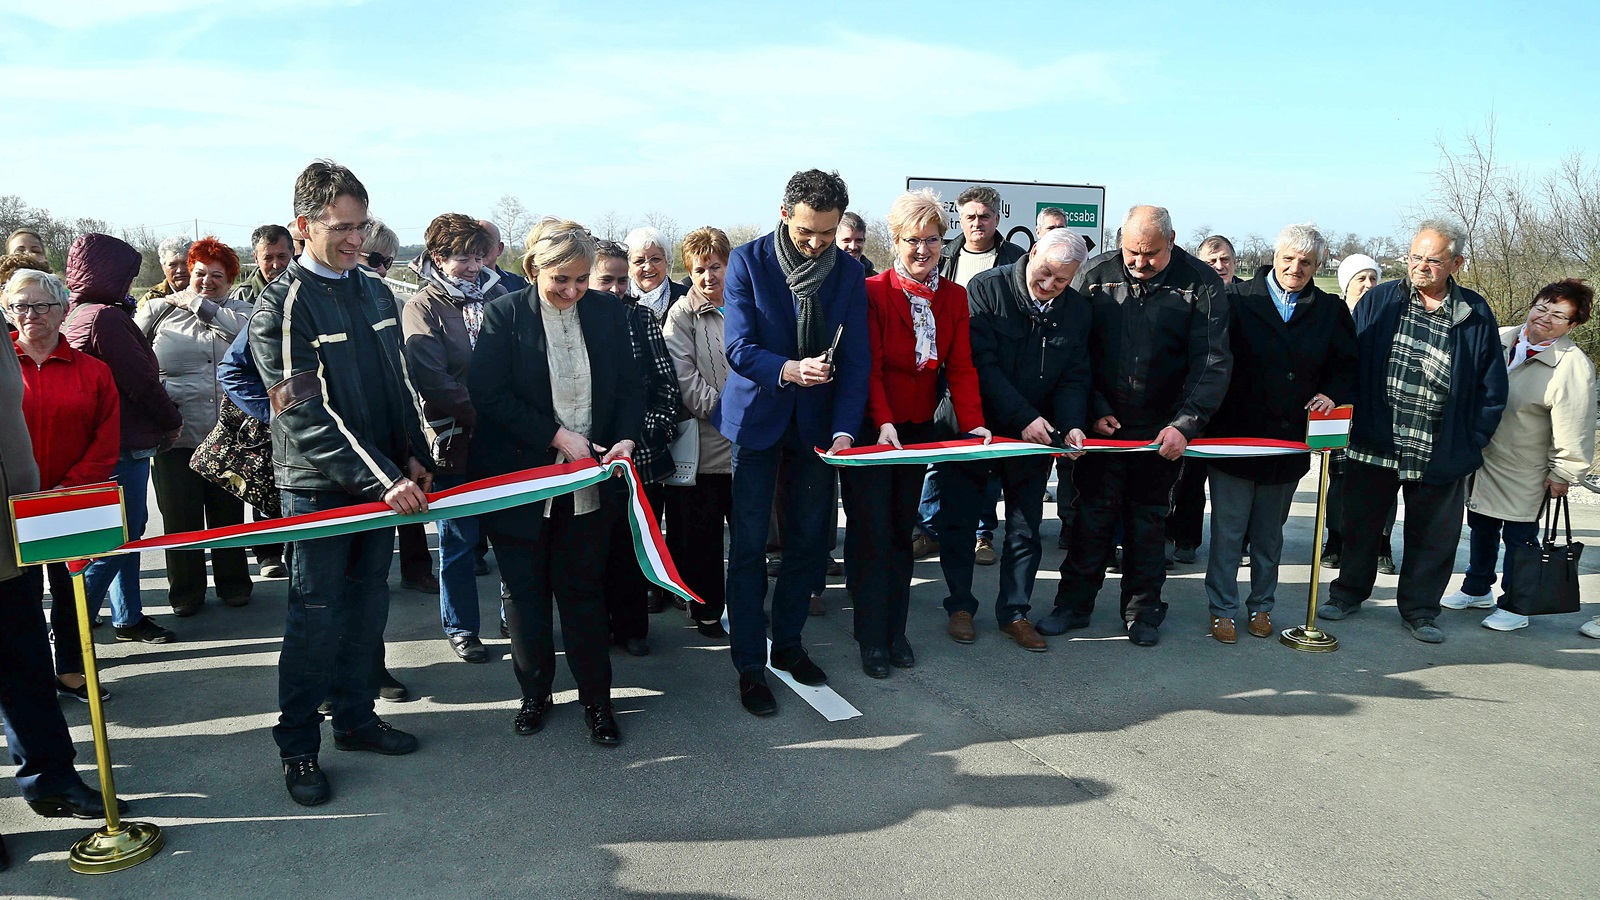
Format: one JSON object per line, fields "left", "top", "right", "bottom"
{"left": 1204, "top": 468, "right": 1297, "bottom": 618}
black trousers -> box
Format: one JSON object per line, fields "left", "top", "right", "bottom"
{"left": 44, "top": 563, "right": 83, "bottom": 677}
{"left": 492, "top": 494, "right": 615, "bottom": 705}
{"left": 1165, "top": 458, "right": 1207, "bottom": 549}
{"left": 841, "top": 421, "right": 940, "bottom": 650}
{"left": 151, "top": 446, "right": 251, "bottom": 605}
{"left": 0, "top": 568, "right": 84, "bottom": 799}
{"left": 604, "top": 482, "right": 661, "bottom": 643}
{"left": 1329, "top": 458, "right": 1464, "bottom": 621}
{"left": 397, "top": 522, "right": 433, "bottom": 582}
{"left": 1326, "top": 471, "right": 1396, "bottom": 548}
{"left": 664, "top": 474, "right": 732, "bottom": 622}
{"left": 1054, "top": 451, "right": 1182, "bottom": 626}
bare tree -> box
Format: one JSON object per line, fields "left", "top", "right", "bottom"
{"left": 1188, "top": 225, "right": 1213, "bottom": 249}
{"left": 592, "top": 210, "right": 629, "bottom": 242}
{"left": 724, "top": 224, "right": 762, "bottom": 248}
{"left": 489, "top": 195, "right": 532, "bottom": 249}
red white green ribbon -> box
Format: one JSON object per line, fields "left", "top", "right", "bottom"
{"left": 114, "top": 459, "right": 704, "bottom": 608}
{"left": 820, "top": 436, "right": 1312, "bottom": 467}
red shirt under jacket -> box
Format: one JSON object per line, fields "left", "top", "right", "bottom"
{"left": 15, "top": 337, "right": 121, "bottom": 489}
{"left": 864, "top": 271, "right": 984, "bottom": 433}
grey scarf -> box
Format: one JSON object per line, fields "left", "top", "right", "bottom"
{"left": 774, "top": 221, "right": 834, "bottom": 358}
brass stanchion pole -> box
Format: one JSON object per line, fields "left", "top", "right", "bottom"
{"left": 66, "top": 564, "right": 164, "bottom": 874}
{"left": 1280, "top": 449, "right": 1339, "bottom": 652}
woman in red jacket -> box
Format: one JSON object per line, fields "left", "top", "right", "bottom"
{"left": 843, "top": 190, "right": 988, "bottom": 678}
{"left": 7, "top": 269, "right": 120, "bottom": 700}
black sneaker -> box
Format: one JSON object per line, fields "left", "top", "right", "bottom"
{"left": 114, "top": 617, "right": 174, "bottom": 644}
{"left": 55, "top": 678, "right": 110, "bottom": 703}
{"left": 284, "top": 757, "right": 330, "bottom": 807}
{"left": 333, "top": 719, "right": 418, "bottom": 755}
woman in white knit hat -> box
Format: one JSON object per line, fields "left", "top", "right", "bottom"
{"left": 1322, "top": 254, "right": 1397, "bottom": 571}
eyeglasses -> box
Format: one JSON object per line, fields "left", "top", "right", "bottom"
{"left": 314, "top": 219, "right": 374, "bottom": 238}
{"left": 1531, "top": 302, "right": 1574, "bottom": 324}
{"left": 900, "top": 236, "right": 943, "bottom": 249}
{"left": 7, "top": 302, "right": 61, "bottom": 317}
{"left": 367, "top": 253, "right": 394, "bottom": 269}
{"left": 1406, "top": 254, "right": 1452, "bottom": 268}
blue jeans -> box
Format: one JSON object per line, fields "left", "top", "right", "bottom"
{"left": 920, "top": 468, "right": 999, "bottom": 540}
{"left": 273, "top": 488, "right": 394, "bottom": 761}
{"left": 435, "top": 475, "right": 481, "bottom": 638}
{"left": 1462, "top": 511, "right": 1539, "bottom": 599}
{"left": 726, "top": 427, "right": 835, "bottom": 674}
{"left": 83, "top": 452, "right": 150, "bottom": 628}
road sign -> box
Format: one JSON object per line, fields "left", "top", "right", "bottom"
{"left": 905, "top": 177, "right": 1107, "bottom": 254}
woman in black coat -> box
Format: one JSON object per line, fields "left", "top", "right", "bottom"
{"left": 467, "top": 219, "right": 645, "bottom": 746}
{"left": 1201, "top": 224, "right": 1356, "bottom": 644}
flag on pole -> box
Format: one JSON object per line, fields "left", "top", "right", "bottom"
{"left": 1306, "top": 405, "right": 1354, "bottom": 450}
{"left": 9, "top": 483, "right": 127, "bottom": 566}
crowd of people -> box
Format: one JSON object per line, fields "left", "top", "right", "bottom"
{"left": 0, "top": 159, "right": 1595, "bottom": 835}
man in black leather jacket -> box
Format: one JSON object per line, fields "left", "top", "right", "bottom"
{"left": 249, "top": 160, "right": 435, "bottom": 807}
{"left": 1037, "top": 205, "right": 1232, "bottom": 646}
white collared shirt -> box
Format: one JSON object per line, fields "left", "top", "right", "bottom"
{"left": 298, "top": 251, "right": 347, "bottom": 280}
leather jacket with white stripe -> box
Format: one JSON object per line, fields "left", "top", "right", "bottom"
{"left": 248, "top": 259, "right": 434, "bottom": 500}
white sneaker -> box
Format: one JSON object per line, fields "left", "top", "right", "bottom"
{"left": 1481, "top": 609, "right": 1529, "bottom": 632}
{"left": 1580, "top": 617, "right": 1600, "bottom": 639}
{"left": 1442, "top": 589, "right": 1495, "bottom": 610}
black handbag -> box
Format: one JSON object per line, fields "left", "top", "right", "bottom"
{"left": 190, "top": 398, "right": 280, "bottom": 518}
{"left": 1502, "top": 493, "right": 1584, "bottom": 616}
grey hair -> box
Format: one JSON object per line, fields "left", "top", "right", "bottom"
{"left": 623, "top": 226, "right": 667, "bottom": 257}
{"left": 1273, "top": 222, "right": 1328, "bottom": 264}
{"left": 1122, "top": 205, "right": 1174, "bottom": 240}
{"left": 1034, "top": 227, "right": 1088, "bottom": 267}
{"left": 1196, "top": 234, "right": 1235, "bottom": 256}
{"left": 956, "top": 185, "right": 1002, "bottom": 214}
{"left": 360, "top": 219, "right": 400, "bottom": 258}
{"left": 158, "top": 236, "right": 193, "bottom": 263}
{"left": 1036, "top": 206, "right": 1067, "bottom": 229}
{"left": 1416, "top": 218, "right": 1468, "bottom": 258}
{"left": 4, "top": 268, "right": 70, "bottom": 306}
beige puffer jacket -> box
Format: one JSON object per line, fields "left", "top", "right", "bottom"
{"left": 134, "top": 289, "right": 253, "bottom": 449}
{"left": 662, "top": 288, "right": 732, "bottom": 475}
{"left": 1468, "top": 327, "right": 1596, "bottom": 522}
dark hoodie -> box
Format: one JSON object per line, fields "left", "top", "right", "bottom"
{"left": 61, "top": 233, "right": 183, "bottom": 453}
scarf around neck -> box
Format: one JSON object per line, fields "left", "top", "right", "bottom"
{"left": 889, "top": 260, "right": 939, "bottom": 370}
{"left": 633, "top": 279, "right": 671, "bottom": 320}
{"left": 775, "top": 221, "right": 834, "bottom": 358}
{"left": 1510, "top": 324, "right": 1557, "bottom": 372}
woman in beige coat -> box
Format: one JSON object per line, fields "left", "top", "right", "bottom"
{"left": 1441, "top": 279, "right": 1596, "bottom": 631}
{"left": 662, "top": 227, "right": 734, "bottom": 638}
{"left": 134, "top": 236, "right": 254, "bottom": 615}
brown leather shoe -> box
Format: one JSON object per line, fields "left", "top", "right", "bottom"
{"left": 1247, "top": 611, "right": 1272, "bottom": 638}
{"left": 1000, "top": 618, "right": 1047, "bottom": 652}
{"left": 946, "top": 611, "right": 976, "bottom": 644}
{"left": 1210, "top": 616, "right": 1237, "bottom": 644}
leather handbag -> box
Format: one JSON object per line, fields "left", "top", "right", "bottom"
{"left": 190, "top": 398, "right": 280, "bottom": 517}
{"left": 666, "top": 419, "right": 699, "bottom": 487}
{"left": 1502, "top": 492, "right": 1584, "bottom": 616}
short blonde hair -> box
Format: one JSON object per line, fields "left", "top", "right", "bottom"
{"left": 521, "top": 218, "right": 597, "bottom": 280}
{"left": 680, "top": 227, "right": 731, "bottom": 267}
{"left": 885, "top": 189, "right": 948, "bottom": 241}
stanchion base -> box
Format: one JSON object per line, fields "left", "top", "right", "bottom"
{"left": 1280, "top": 625, "right": 1338, "bottom": 653}
{"left": 69, "top": 822, "right": 164, "bottom": 874}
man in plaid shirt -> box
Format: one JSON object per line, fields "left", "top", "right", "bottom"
{"left": 1318, "top": 221, "right": 1507, "bottom": 642}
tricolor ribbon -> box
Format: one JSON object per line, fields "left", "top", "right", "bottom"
{"left": 819, "top": 436, "right": 1312, "bottom": 466}
{"left": 111, "top": 459, "right": 704, "bottom": 608}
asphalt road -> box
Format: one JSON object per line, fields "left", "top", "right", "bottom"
{"left": 2, "top": 469, "right": 1597, "bottom": 899}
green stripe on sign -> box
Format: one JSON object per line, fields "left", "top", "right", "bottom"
{"left": 20, "top": 527, "right": 128, "bottom": 565}
{"left": 1307, "top": 435, "right": 1350, "bottom": 450}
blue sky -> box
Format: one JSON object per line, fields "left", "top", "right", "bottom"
{"left": 2, "top": 0, "right": 1595, "bottom": 251}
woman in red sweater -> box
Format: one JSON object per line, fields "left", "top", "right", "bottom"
{"left": 7, "top": 269, "right": 120, "bottom": 701}
{"left": 843, "top": 190, "right": 988, "bottom": 678}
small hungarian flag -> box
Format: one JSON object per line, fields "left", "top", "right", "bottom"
{"left": 9, "top": 483, "right": 127, "bottom": 566}
{"left": 1306, "top": 405, "right": 1354, "bottom": 450}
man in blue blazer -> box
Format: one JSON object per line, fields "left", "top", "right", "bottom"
{"left": 715, "top": 169, "right": 869, "bottom": 716}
